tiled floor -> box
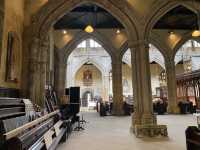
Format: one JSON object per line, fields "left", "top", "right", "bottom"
{"left": 58, "top": 112, "right": 196, "bottom": 150}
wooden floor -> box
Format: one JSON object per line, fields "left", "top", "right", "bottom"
{"left": 58, "top": 111, "right": 196, "bottom": 150}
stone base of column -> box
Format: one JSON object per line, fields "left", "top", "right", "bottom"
{"left": 142, "top": 114, "right": 157, "bottom": 125}
{"left": 133, "top": 124, "right": 168, "bottom": 138}
{"left": 112, "top": 109, "right": 124, "bottom": 116}
{"left": 112, "top": 102, "right": 124, "bottom": 116}
{"left": 132, "top": 112, "right": 142, "bottom": 127}
{"left": 131, "top": 113, "right": 168, "bottom": 138}
{"left": 167, "top": 105, "right": 180, "bottom": 114}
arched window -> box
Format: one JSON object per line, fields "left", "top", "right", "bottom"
{"left": 89, "top": 39, "right": 101, "bottom": 48}
{"left": 77, "top": 40, "right": 86, "bottom": 48}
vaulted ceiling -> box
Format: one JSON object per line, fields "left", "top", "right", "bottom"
{"left": 154, "top": 6, "right": 198, "bottom": 30}
{"left": 54, "top": 2, "right": 198, "bottom": 31}
{"left": 54, "top": 4, "right": 124, "bottom": 30}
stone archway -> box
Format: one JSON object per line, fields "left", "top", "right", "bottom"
{"left": 144, "top": 2, "right": 198, "bottom": 39}
{"left": 82, "top": 90, "right": 94, "bottom": 107}
{"left": 26, "top": 0, "right": 138, "bottom": 107}
{"left": 63, "top": 31, "right": 116, "bottom": 60}
{"left": 68, "top": 57, "right": 107, "bottom": 87}
{"left": 32, "top": 0, "right": 139, "bottom": 41}
{"left": 64, "top": 36, "right": 112, "bottom": 105}
{"left": 74, "top": 63, "right": 103, "bottom": 107}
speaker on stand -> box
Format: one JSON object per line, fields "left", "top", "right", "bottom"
{"left": 69, "top": 87, "right": 86, "bottom": 131}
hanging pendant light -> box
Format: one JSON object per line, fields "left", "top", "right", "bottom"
{"left": 84, "top": 5, "right": 98, "bottom": 33}
{"left": 84, "top": 25, "right": 94, "bottom": 33}
{"left": 192, "top": 30, "right": 200, "bottom": 37}
{"left": 192, "top": 13, "right": 200, "bottom": 37}
{"left": 192, "top": 0, "right": 200, "bottom": 37}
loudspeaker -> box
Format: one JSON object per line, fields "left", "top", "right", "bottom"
{"left": 69, "top": 87, "right": 80, "bottom": 114}
{"left": 65, "top": 88, "right": 69, "bottom": 95}
{"left": 69, "top": 87, "right": 80, "bottom": 103}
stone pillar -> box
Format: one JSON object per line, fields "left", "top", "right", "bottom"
{"left": 54, "top": 51, "right": 66, "bottom": 102}
{"left": 29, "top": 37, "right": 41, "bottom": 106}
{"left": 131, "top": 42, "right": 167, "bottom": 137}
{"left": 38, "top": 37, "right": 49, "bottom": 107}
{"left": 130, "top": 46, "right": 142, "bottom": 127}
{"left": 166, "top": 59, "right": 179, "bottom": 113}
{"left": 112, "top": 59, "right": 124, "bottom": 115}
{"left": 29, "top": 36, "right": 49, "bottom": 107}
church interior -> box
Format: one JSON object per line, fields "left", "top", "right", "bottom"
{"left": 0, "top": 0, "right": 200, "bottom": 150}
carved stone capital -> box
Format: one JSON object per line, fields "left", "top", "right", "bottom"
{"left": 129, "top": 40, "right": 149, "bottom": 50}
{"left": 165, "top": 59, "right": 176, "bottom": 72}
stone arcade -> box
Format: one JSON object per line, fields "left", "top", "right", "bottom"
{"left": 0, "top": 0, "right": 200, "bottom": 150}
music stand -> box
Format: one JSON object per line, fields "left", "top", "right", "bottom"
{"left": 72, "top": 102, "right": 84, "bottom": 131}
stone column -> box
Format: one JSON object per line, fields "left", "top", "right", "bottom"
{"left": 54, "top": 51, "right": 66, "bottom": 102}
{"left": 112, "top": 59, "right": 124, "bottom": 115}
{"left": 131, "top": 42, "right": 167, "bottom": 137}
{"left": 29, "top": 36, "right": 49, "bottom": 107}
{"left": 29, "top": 37, "right": 42, "bottom": 106}
{"left": 166, "top": 58, "right": 179, "bottom": 113}
{"left": 38, "top": 36, "right": 49, "bottom": 107}
{"left": 137, "top": 43, "right": 154, "bottom": 124}
{"left": 130, "top": 46, "right": 143, "bottom": 127}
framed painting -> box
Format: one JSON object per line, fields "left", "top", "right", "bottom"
{"left": 5, "top": 31, "right": 19, "bottom": 82}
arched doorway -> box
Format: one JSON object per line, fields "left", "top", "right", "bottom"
{"left": 74, "top": 63, "right": 103, "bottom": 109}
{"left": 82, "top": 90, "right": 94, "bottom": 107}
{"left": 66, "top": 38, "right": 111, "bottom": 105}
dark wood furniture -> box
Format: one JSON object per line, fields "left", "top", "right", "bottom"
{"left": 186, "top": 126, "right": 200, "bottom": 150}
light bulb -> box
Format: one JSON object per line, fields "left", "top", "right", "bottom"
{"left": 84, "top": 25, "right": 94, "bottom": 33}
{"left": 116, "top": 29, "right": 121, "bottom": 34}
{"left": 192, "top": 30, "right": 200, "bottom": 37}
{"left": 63, "top": 30, "right": 67, "bottom": 34}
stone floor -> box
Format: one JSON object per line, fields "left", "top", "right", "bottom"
{"left": 58, "top": 112, "right": 196, "bottom": 150}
